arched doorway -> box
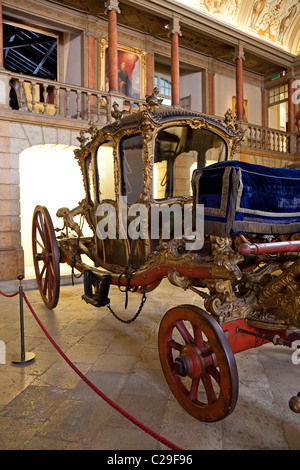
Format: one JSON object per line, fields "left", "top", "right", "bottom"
{"left": 19, "top": 144, "right": 91, "bottom": 280}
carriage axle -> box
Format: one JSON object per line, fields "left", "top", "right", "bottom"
{"left": 235, "top": 327, "right": 297, "bottom": 348}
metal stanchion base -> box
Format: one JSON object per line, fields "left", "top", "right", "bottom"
{"left": 11, "top": 352, "right": 35, "bottom": 364}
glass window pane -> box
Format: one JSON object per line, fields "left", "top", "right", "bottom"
{"left": 120, "top": 134, "right": 143, "bottom": 204}
{"left": 97, "top": 142, "right": 115, "bottom": 201}
{"left": 85, "top": 154, "right": 94, "bottom": 205}
{"left": 153, "top": 126, "right": 226, "bottom": 199}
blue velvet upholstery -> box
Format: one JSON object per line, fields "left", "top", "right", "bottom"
{"left": 192, "top": 160, "right": 300, "bottom": 235}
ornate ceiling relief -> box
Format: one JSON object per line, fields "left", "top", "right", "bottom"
{"left": 174, "top": 0, "right": 242, "bottom": 25}
{"left": 174, "top": 0, "right": 300, "bottom": 53}
{"left": 247, "top": 0, "right": 300, "bottom": 47}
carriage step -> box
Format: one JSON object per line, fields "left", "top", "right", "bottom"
{"left": 82, "top": 270, "right": 111, "bottom": 307}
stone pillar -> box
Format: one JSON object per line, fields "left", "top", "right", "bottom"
{"left": 234, "top": 43, "right": 245, "bottom": 121}
{"left": 0, "top": 124, "right": 24, "bottom": 282}
{"left": 105, "top": 0, "right": 120, "bottom": 93}
{"left": 169, "top": 16, "right": 181, "bottom": 107}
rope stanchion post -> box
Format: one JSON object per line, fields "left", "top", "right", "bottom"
{"left": 11, "top": 275, "right": 35, "bottom": 364}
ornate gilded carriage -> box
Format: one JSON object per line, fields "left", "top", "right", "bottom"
{"left": 32, "top": 103, "right": 300, "bottom": 422}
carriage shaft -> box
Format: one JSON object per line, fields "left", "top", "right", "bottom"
{"left": 238, "top": 240, "right": 300, "bottom": 256}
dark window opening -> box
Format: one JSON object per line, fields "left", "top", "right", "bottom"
{"left": 3, "top": 23, "right": 57, "bottom": 80}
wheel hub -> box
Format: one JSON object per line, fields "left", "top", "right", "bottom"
{"left": 174, "top": 345, "right": 205, "bottom": 379}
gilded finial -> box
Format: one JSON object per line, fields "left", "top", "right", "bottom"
{"left": 88, "top": 120, "right": 98, "bottom": 139}
{"left": 224, "top": 108, "right": 236, "bottom": 130}
{"left": 145, "top": 87, "right": 163, "bottom": 112}
{"left": 224, "top": 108, "right": 235, "bottom": 130}
{"left": 77, "top": 130, "right": 89, "bottom": 148}
{"left": 111, "top": 101, "right": 126, "bottom": 121}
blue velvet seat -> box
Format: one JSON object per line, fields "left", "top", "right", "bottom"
{"left": 192, "top": 160, "right": 300, "bottom": 236}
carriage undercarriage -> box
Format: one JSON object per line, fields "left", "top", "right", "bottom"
{"left": 32, "top": 203, "right": 300, "bottom": 422}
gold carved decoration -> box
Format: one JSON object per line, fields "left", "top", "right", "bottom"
{"left": 145, "top": 87, "right": 163, "bottom": 112}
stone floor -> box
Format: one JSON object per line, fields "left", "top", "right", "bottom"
{"left": 0, "top": 277, "right": 299, "bottom": 451}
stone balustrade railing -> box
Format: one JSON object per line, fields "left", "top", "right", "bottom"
{"left": 3, "top": 72, "right": 299, "bottom": 156}
{"left": 247, "top": 124, "right": 291, "bottom": 154}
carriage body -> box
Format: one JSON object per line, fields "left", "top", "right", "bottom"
{"left": 32, "top": 106, "right": 300, "bottom": 422}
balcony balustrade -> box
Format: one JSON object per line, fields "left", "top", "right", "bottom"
{"left": 2, "top": 71, "right": 298, "bottom": 158}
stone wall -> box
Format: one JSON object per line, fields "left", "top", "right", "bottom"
{"left": 0, "top": 121, "right": 80, "bottom": 281}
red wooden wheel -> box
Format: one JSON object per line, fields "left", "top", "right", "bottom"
{"left": 158, "top": 304, "right": 239, "bottom": 422}
{"left": 32, "top": 205, "right": 60, "bottom": 309}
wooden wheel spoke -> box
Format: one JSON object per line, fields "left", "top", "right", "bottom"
{"left": 193, "top": 324, "right": 205, "bottom": 347}
{"left": 167, "top": 338, "right": 182, "bottom": 351}
{"left": 38, "top": 263, "right": 46, "bottom": 281}
{"left": 33, "top": 233, "right": 45, "bottom": 251}
{"left": 189, "top": 377, "right": 200, "bottom": 401}
{"left": 37, "top": 213, "right": 48, "bottom": 247}
{"left": 201, "top": 373, "right": 218, "bottom": 404}
{"left": 175, "top": 320, "right": 194, "bottom": 345}
{"left": 206, "top": 365, "right": 221, "bottom": 385}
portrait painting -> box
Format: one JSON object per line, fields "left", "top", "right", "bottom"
{"left": 99, "top": 39, "right": 146, "bottom": 100}
{"left": 232, "top": 96, "right": 248, "bottom": 122}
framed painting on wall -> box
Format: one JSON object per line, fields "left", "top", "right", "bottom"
{"left": 232, "top": 96, "right": 248, "bottom": 122}
{"left": 99, "top": 39, "right": 146, "bottom": 100}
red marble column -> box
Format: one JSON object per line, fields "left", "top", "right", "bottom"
{"left": 88, "top": 36, "right": 96, "bottom": 89}
{"left": 169, "top": 17, "right": 181, "bottom": 107}
{"left": 171, "top": 32, "right": 180, "bottom": 106}
{"left": 208, "top": 72, "right": 214, "bottom": 115}
{"left": 261, "top": 87, "right": 265, "bottom": 127}
{"left": 146, "top": 53, "right": 154, "bottom": 96}
{"left": 235, "top": 56, "right": 244, "bottom": 121}
{"left": 88, "top": 36, "right": 96, "bottom": 106}
{"left": 288, "top": 77, "right": 295, "bottom": 132}
{"left": 106, "top": 3, "right": 120, "bottom": 93}
{"left": 234, "top": 44, "right": 245, "bottom": 121}
{"left": 0, "top": 0, "right": 3, "bottom": 68}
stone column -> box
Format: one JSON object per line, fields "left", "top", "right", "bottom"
{"left": 0, "top": 123, "right": 24, "bottom": 282}
{"left": 169, "top": 16, "right": 181, "bottom": 107}
{"left": 234, "top": 43, "right": 245, "bottom": 121}
{"left": 105, "top": 0, "right": 120, "bottom": 93}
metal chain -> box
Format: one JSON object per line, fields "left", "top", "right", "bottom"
{"left": 107, "top": 288, "right": 147, "bottom": 324}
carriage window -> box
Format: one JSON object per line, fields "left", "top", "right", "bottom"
{"left": 153, "top": 125, "right": 226, "bottom": 199}
{"left": 85, "top": 154, "right": 94, "bottom": 204}
{"left": 120, "top": 134, "right": 143, "bottom": 204}
{"left": 97, "top": 141, "right": 115, "bottom": 201}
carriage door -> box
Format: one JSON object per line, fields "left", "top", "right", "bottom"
{"left": 119, "top": 133, "right": 147, "bottom": 270}
{"left": 96, "top": 140, "right": 127, "bottom": 268}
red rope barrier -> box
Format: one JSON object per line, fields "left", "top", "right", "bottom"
{"left": 22, "top": 293, "right": 183, "bottom": 451}
{"left": 0, "top": 290, "right": 18, "bottom": 297}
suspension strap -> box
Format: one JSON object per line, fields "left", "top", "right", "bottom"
{"left": 118, "top": 238, "right": 138, "bottom": 309}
